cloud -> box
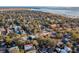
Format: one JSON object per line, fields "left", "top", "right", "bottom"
{"left": 0, "top": 0, "right": 78, "bottom": 7}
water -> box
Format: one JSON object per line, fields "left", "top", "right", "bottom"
{"left": 31, "top": 7, "right": 79, "bottom": 17}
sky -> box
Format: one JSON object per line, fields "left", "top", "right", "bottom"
{"left": 0, "top": 0, "right": 78, "bottom": 7}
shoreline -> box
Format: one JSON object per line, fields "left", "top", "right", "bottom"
{"left": 0, "top": 8, "right": 32, "bottom": 11}
{"left": 0, "top": 7, "right": 78, "bottom": 19}
{"left": 40, "top": 10, "right": 79, "bottom": 19}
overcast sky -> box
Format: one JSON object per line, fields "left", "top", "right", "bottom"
{"left": 0, "top": 0, "right": 78, "bottom": 7}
